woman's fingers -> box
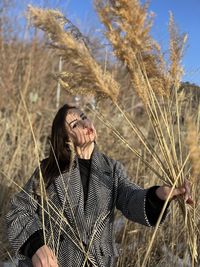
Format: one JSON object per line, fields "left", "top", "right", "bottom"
{"left": 156, "top": 181, "right": 193, "bottom": 206}
{"left": 184, "top": 180, "right": 194, "bottom": 204}
{"left": 49, "top": 256, "right": 59, "bottom": 267}
{"left": 49, "top": 249, "right": 59, "bottom": 266}
{"left": 171, "top": 187, "right": 185, "bottom": 197}
{"left": 32, "top": 245, "right": 58, "bottom": 267}
{"left": 172, "top": 184, "right": 193, "bottom": 205}
{"left": 183, "top": 179, "right": 191, "bottom": 201}
{"left": 186, "top": 196, "right": 194, "bottom": 205}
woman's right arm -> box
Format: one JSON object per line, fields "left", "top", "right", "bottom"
{"left": 6, "top": 168, "right": 43, "bottom": 258}
{"left": 6, "top": 168, "right": 58, "bottom": 266}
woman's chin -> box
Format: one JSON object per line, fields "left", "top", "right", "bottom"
{"left": 76, "top": 140, "right": 95, "bottom": 147}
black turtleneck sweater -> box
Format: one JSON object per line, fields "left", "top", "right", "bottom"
{"left": 78, "top": 158, "right": 91, "bottom": 205}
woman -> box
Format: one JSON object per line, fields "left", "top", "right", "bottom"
{"left": 6, "top": 104, "right": 192, "bottom": 267}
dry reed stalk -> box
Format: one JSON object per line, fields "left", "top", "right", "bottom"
{"left": 117, "top": 219, "right": 128, "bottom": 267}
{"left": 3, "top": 171, "right": 88, "bottom": 256}
{"left": 186, "top": 116, "right": 200, "bottom": 265}
{"left": 3, "top": 47, "right": 87, "bottom": 258}
{"left": 17, "top": 52, "right": 53, "bottom": 247}
{"left": 113, "top": 101, "right": 172, "bottom": 178}
{"left": 48, "top": 140, "right": 87, "bottom": 258}
{"left": 82, "top": 212, "right": 110, "bottom": 267}
{"left": 141, "top": 154, "right": 190, "bottom": 267}
{"left": 140, "top": 66, "right": 199, "bottom": 263}
{"left": 27, "top": 5, "right": 119, "bottom": 103}
{"left": 19, "top": 89, "right": 47, "bottom": 244}
{"left": 3, "top": 137, "right": 93, "bottom": 262}
{"left": 86, "top": 104, "right": 165, "bottom": 180}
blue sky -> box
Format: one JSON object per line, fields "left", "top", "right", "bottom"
{"left": 149, "top": 0, "right": 200, "bottom": 86}
{"left": 11, "top": 0, "right": 200, "bottom": 85}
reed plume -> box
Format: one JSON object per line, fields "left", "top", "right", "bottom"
{"left": 95, "top": 0, "right": 170, "bottom": 103}
{"left": 28, "top": 5, "right": 119, "bottom": 103}
{"left": 168, "top": 12, "right": 187, "bottom": 89}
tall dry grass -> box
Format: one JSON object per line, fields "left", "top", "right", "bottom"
{"left": 0, "top": 0, "right": 200, "bottom": 266}
{"left": 95, "top": 1, "right": 200, "bottom": 265}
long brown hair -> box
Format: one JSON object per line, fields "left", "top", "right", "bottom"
{"left": 42, "top": 104, "right": 75, "bottom": 186}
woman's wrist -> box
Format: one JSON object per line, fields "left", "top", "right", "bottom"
{"left": 76, "top": 142, "right": 94, "bottom": 159}
{"left": 20, "top": 230, "right": 44, "bottom": 259}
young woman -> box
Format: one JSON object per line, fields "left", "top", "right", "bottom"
{"left": 6, "top": 104, "right": 192, "bottom": 267}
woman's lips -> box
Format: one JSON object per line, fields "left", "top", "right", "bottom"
{"left": 86, "top": 128, "right": 94, "bottom": 135}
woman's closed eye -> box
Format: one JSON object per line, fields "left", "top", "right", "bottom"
{"left": 82, "top": 115, "right": 87, "bottom": 120}
{"left": 72, "top": 123, "right": 77, "bottom": 129}
{"left": 71, "top": 115, "right": 87, "bottom": 128}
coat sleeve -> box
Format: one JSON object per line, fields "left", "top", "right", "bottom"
{"left": 114, "top": 161, "right": 152, "bottom": 227}
{"left": 6, "top": 168, "right": 43, "bottom": 259}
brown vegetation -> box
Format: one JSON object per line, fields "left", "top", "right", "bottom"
{"left": 0, "top": 0, "right": 200, "bottom": 266}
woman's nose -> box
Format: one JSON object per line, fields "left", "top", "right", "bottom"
{"left": 80, "top": 120, "right": 90, "bottom": 128}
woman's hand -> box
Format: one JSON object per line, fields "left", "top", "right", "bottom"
{"left": 156, "top": 180, "right": 193, "bottom": 205}
{"left": 32, "top": 245, "right": 58, "bottom": 267}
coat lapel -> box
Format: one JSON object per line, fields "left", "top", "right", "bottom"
{"left": 84, "top": 147, "right": 113, "bottom": 235}
{"left": 54, "top": 159, "right": 88, "bottom": 244}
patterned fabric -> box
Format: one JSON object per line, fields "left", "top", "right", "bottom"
{"left": 6, "top": 147, "right": 152, "bottom": 267}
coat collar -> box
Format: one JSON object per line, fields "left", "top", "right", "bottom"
{"left": 70, "top": 144, "right": 111, "bottom": 176}
{"left": 86, "top": 144, "right": 111, "bottom": 174}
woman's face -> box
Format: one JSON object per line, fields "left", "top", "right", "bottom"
{"left": 65, "top": 108, "right": 97, "bottom": 147}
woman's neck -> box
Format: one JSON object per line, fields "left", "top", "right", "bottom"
{"left": 75, "top": 142, "right": 94, "bottom": 159}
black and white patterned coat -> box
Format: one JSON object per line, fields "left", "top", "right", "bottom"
{"left": 6, "top": 148, "right": 153, "bottom": 267}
